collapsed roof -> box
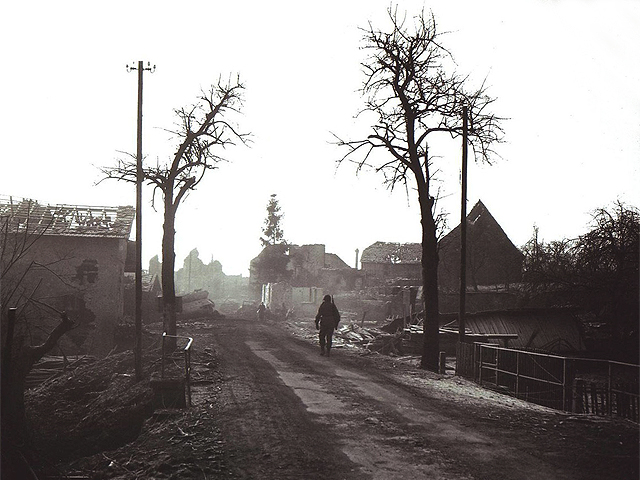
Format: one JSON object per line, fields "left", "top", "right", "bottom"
{"left": 0, "top": 195, "right": 134, "bottom": 239}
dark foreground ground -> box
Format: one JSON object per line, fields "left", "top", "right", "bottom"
{"left": 18, "top": 316, "right": 640, "bottom": 479}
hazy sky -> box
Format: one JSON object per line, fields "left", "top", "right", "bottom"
{"left": 1, "top": 0, "right": 638, "bottom": 276}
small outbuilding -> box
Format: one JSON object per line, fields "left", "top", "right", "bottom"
{"left": 443, "top": 308, "right": 586, "bottom": 354}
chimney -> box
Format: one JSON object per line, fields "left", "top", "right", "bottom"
{"left": 355, "top": 248, "right": 359, "bottom": 270}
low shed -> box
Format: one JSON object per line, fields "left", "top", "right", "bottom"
{"left": 444, "top": 308, "right": 586, "bottom": 354}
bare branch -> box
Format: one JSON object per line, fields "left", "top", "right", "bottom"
{"left": 337, "top": 6, "right": 503, "bottom": 195}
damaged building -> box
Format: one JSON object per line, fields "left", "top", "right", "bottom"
{"left": 361, "top": 200, "right": 523, "bottom": 290}
{"left": 173, "top": 249, "right": 250, "bottom": 305}
{"left": 359, "top": 200, "right": 524, "bottom": 313}
{"left": 250, "top": 243, "right": 361, "bottom": 312}
{"left": 359, "top": 242, "right": 422, "bottom": 285}
{"left": 1, "top": 195, "right": 134, "bottom": 356}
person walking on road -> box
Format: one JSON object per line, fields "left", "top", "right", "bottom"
{"left": 315, "top": 294, "right": 340, "bottom": 357}
{"left": 257, "top": 302, "right": 266, "bottom": 322}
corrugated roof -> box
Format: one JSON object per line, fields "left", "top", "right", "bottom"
{"left": 444, "top": 308, "right": 586, "bottom": 353}
{"left": 0, "top": 195, "right": 134, "bottom": 239}
{"left": 360, "top": 241, "right": 422, "bottom": 264}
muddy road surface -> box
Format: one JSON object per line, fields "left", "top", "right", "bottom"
{"left": 200, "top": 317, "right": 638, "bottom": 480}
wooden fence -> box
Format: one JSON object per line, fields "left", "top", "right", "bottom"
{"left": 456, "top": 342, "right": 639, "bottom": 422}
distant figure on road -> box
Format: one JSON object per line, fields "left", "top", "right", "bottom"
{"left": 315, "top": 295, "right": 340, "bottom": 357}
{"left": 257, "top": 302, "right": 266, "bottom": 322}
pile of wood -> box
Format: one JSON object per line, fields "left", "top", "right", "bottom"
{"left": 334, "top": 323, "right": 406, "bottom": 355}
{"left": 25, "top": 355, "right": 96, "bottom": 389}
{"left": 335, "top": 323, "right": 378, "bottom": 344}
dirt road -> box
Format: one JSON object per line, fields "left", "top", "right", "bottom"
{"left": 39, "top": 314, "right": 637, "bottom": 479}
{"left": 201, "top": 317, "right": 638, "bottom": 480}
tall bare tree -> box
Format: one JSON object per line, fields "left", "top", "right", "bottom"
{"left": 335, "top": 8, "right": 503, "bottom": 370}
{"left": 102, "top": 76, "right": 249, "bottom": 348}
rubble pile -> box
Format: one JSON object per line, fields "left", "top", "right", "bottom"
{"left": 330, "top": 320, "right": 418, "bottom": 356}
{"left": 285, "top": 313, "right": 423, "bottom": 357}
{"left": 179, "top": 290, "right": 224, "bottom": 321}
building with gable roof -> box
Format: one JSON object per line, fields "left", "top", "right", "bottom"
{"left": 438, "top": 200, "right": 523, "bottom": 291}
{"left": 360, "top": 200, "right": 523, "bottom": 292}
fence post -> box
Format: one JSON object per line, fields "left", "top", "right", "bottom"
{"left": 496, "top": 347, "right": 500, "bottom": 388}
{"left": 516, "top": 350, "right": 520, "bottom": 399}
{"left": 562, "top": 358, "right": 567, "bottom": 411}
{"left": 575, "top": 380, "right": 584, "bottom": 413}
{"left": 439, "top": 352, "right": 446, "bottom": 374}
{"left": 591, "top": 383, "right": 600, "bottom": 415}
{"left": 161, "top": 332, "right": 166, "bottom": 379}
{"left": 473, "top": 343, "right": 479, "bottom": 382}
{"left": 607, "top": 361, "right": 612, "bottom": 416}
{"left": 478, "top": 345, "right": 484, "bottom": 386}
{"left": 185, "top": 346, "right": 191, "bottom": 407}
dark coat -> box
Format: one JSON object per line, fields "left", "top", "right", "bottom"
{"left": 315, "top": 300, "right": 340, "bottom": 329}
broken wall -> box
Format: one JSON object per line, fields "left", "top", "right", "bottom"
{"left": 5, "top": 235, "right": 127, "bottom": 356}
{"left": 289, "top": 244, "right": 325, "bottom": 276}
{"left": 262, "top": 282, "right": 292, "bottom": 311}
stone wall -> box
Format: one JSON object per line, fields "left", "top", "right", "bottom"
{"left": 6, "top": 234, "right": 127, "bottom": 356}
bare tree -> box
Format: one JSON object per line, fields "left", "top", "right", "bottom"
{"left": 1, "top": 199, "right": 78, "bottom": 462}
{"left": 335, "top": 8, "right": 503, "bottom": 371}
{"left": 101, "top": 76, "right": 249, "bottom": 348}
{"left": 522, "top": 202, "right": 639, "bottom": 361}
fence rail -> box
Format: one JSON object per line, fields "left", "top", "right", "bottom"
{"left": 456, "top": 342, "right": 639, "bottom": 422}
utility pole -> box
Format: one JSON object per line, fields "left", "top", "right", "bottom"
{"left": 459, "top": 106, "right": 468, "bottom": 342}
{"left": 127, "top": 60, "right": 155, "bottom": 380}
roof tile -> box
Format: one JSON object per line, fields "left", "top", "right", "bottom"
{"left": 0, "top": 195, "right": 134, "bottom": 239}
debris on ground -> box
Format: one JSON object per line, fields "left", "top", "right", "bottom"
{"left": 25, "top": 354, "right": 97, "bottom": 389}
{"left": 26, "top": 351, "right": 155, "bottom": 464}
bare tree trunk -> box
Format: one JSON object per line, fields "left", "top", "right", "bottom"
{"left": 162, "top": 193, "right": 177, "bottom": 351}
{"left": 419, "top": 198, "right": 440, "bottom": 371}
{"left": 2, "top": 312, "right": 74, "bottom": 449}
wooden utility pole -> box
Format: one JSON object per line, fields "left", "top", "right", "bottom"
{"left": 127, "top": 61, "right": 155, "bottom": 380}
{"left": 459, "top": 106, "right": 468, "bottom": 341}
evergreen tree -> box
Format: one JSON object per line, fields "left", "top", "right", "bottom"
{"left": 261, "top": 194, "right": 286, "bottom": 247}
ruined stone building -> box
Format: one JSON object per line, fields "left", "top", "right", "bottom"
{"left": 359, "top": 242, "right": 423, "bottom": 284}
{"left": 171, "top": 249, "right": 250, "bottom": 304}
{"left": 1, "top": 196, "right": 134, "bottom": 356}
{"left": 360, "top": 200, "right": 524, "bottom": 295}
{"left": 250, "top": 243, "right": 361, "bottom": 312}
